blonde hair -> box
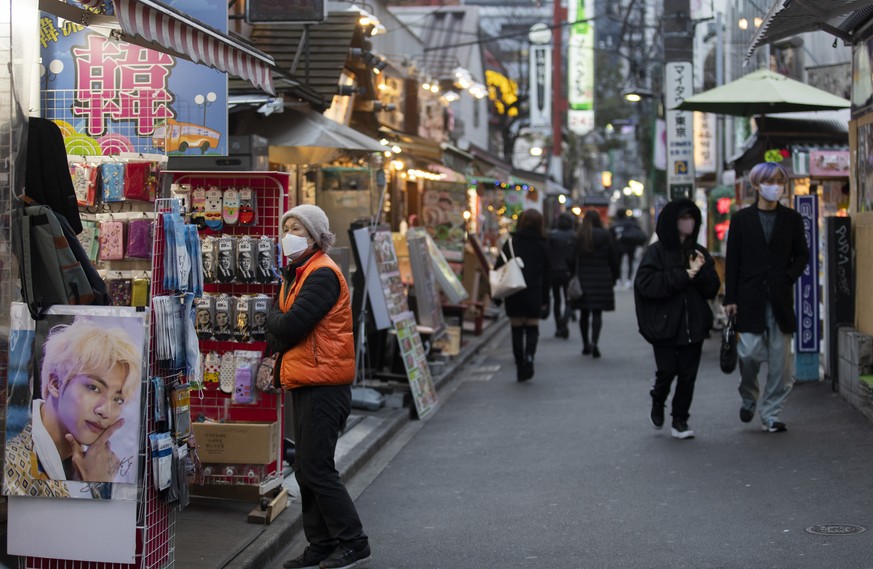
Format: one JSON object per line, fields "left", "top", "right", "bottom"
{"left": 40, "top": 318, "right": 142, "bottom": 401}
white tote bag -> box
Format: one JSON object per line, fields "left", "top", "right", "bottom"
{"left": 489, "top": 238, "right": 527, "bottom": 300}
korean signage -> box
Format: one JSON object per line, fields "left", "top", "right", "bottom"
{"left": 794, "top": 194, "right": 820, "bottom": 353}
{"left": 693, "top": 111, "right": 715, "bottom": 173}
{"left": 529, "top": 45, "right": 551, "bottom": 130}
{"left": 665, "top": 61, "right": 695, "bottom": 198}
{"left": 246, "top": 0, "right": 326, "bottom": 24}
{"left": 567, "top": 0, "right": 594, "bottom": 135}
{"left": 40, "top": 0, "right": 228, "bottom": 156}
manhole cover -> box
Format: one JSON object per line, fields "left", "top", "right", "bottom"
{"left": 805, "top": 524, "right": 867, "bottom": 535}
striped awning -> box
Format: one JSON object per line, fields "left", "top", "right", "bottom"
{"left": 113, "top": 0, "right": 276, "bottom": 95}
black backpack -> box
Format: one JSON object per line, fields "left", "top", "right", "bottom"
{"left": 12, "top": 199, "right": 107, "bottom": 320}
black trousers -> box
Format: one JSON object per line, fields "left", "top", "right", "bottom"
{"left": 551, "top": 271, "right": 571, "bottom": 329}
{"left": 651, "top": 342, "right": 703, "bottom": 422}
{"left": 292, "top": 384, "right": 367, "bottom": 552}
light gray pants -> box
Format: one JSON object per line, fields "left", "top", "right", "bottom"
{"left": 737, "top": 303, "right": 793, "bottom": 425}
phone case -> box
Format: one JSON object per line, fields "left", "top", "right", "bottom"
{"left": 98, "top": 220, "right": 125, "bottom": 260}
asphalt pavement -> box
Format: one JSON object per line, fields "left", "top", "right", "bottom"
{"left": 271, "top": 286, "right": 873, "bottom": 569}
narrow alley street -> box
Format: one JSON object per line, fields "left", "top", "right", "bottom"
{"left": 274, "top": 288, "right": 873, "bottom": 569}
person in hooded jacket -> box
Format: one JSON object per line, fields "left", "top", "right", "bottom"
{"left": 634, "top": 198, "right": 721, "bottom": 439}
{"left": 548, "top": 212, "right": 577, "bottom": 338}
{"left": 266, "top": 205, "right": 371, "bottom": 569}
{"left": 493, "top": 209, "right": 551, "bottom": 381}
{"left": 572, "top": 209, "right": 619, "bottom": 358}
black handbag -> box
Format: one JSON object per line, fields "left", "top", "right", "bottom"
{"left": 720, "top": 316, "right": 738, "bottom": 374}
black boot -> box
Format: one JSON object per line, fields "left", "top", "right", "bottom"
{"left": 523, "top": 326, "right": 539, "bottom": 380}
{"left": 511, "top": 326, "right": 526, "bottom": 382}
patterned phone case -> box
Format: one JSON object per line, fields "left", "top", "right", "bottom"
{"left": 98, "top": 220, "right": 125, "bottom": 260}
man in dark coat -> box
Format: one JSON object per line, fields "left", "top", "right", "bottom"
{"left": 610, "top": 209, "right": 647, "bottom": 287}
{"left": 724, "top": 162, "right": 809, "bottom": 433}
{"left": 635, "top": 198, "right": 721, "bottom": 439}
{"left": 548, "top": 213, "right": 576, "bottom": 338}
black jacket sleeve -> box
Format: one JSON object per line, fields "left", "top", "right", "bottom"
{"left": 785, "top": 212, "right": 810, "bottom": 284}
{"left": 265, "top": 267, "right": 340, "bottom": 353}
{"left": 691, "top": 247, "right": 722, "bottom": 300}
{"left": 635, "top": 244, "right": 691, "bottom": 299}
{"left": 723, "top": 215, "right": 741, "bottom": 306}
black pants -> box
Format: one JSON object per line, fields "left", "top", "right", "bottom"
{"left": 651, "top": 342, "right": 703, "bottom": 422}
{"left": 551, "top": 272, "right": 570, "bottom": 329}
{"left": 618, "top": 247, "right": 636, "bottom": 280}
{"left": 292, "top": 384, "right": 367, "bottom": 553}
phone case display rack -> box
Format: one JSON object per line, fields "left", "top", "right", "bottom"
{"left": 25, "top": 199, "right": 180, "bottom": 569}
{"left": 168, "top": 172, "right": 289, "bottom": 493}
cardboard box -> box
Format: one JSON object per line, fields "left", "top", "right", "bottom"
{"left": 192, "top": 422, "right": 279, "bottom": 465}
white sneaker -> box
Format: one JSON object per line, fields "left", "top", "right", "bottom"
{"left": 671, "top": 420, "right": 695, "bottom": 439}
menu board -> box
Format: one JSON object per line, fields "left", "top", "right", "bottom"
{"left": 425, "top": 232, "right": 469, "bottom": 304}
{"left": 393, "top": 311, "right": 439, "bottom": 420}
{"left": 422, "top": 185, "right": 468, "bottom": 265}
{"left": 371, "top": 228, "right": 408, "bottom": 320}
{"left": 406, "top": 228, "right": 445, "bottom": 333}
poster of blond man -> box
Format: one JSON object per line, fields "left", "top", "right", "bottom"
{"left": 4, "top": 304, "right": 147, "bottom": 500}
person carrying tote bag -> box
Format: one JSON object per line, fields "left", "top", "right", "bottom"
{"left": 492, "top": 209, "right": 552, "bottom": 382}
{"left": 489, "top": 238, "right": 526, "bottom": 299}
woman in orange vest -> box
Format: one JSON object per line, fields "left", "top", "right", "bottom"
{"left": 266, "top": 205, "right": 371, "bottom": 569}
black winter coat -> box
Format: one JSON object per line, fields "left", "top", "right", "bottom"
{"left": 724, "top": 203, "right": 809, "bottom": 334}
{"left": 572, "top": 227, "right": 618, "bottom": 311}
{"left": 548, "top": 227, "right": 576, "bottom": 276}
{"left": 634, "top": 199, "right": 721, "bottom": 346}
{"left": 494, "top": 229, "right": 551, "bottom": 318}
{"left": 25, "top": 117, "right": 83, "bottom": 234}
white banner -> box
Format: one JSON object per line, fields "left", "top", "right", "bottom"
{"left": 693, "top": 111, "right": 715, "bottom": 173}
{"left": 665, "top": 61, "right": 695, "bottom": 196}
{"left": 529, "top": 45, "right": 552, "bottom": 130}
{"left": 567, "top": 0, "right": 594, "bottom": 135}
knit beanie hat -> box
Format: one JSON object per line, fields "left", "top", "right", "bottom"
{"left": 280, "top": 205, "right": 336, "bottom": 252}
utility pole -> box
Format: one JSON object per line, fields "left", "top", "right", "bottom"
{"left": 663, "top": 0, "right": 694, "bottom": 200}
{"left": 551, "top": 0, "right": 566, "bottom": 186}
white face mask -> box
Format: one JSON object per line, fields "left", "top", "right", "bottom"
{"left": 759, "top": 183, "right": 784, "bottom": 202}
{"left": 281, "top": 233, "right": 310, "bottom": 259}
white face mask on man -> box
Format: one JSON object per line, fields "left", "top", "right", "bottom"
{"left": 281, "top": 233, "right": 310, "bottom": 259}
{"left": 758, "top": 183, "right": 784, "bottom": 202}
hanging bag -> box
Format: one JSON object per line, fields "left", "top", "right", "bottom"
{"left": 489, "top": 238, "right": 527, "bottom": 300}
{"left": 720, "top": 315, "right": 738, "bottom": 374}
{"left": 567, "top": 275, "right": 584, "bottom": 302}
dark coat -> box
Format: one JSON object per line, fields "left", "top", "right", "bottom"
{"left": 634, "top": 199, "right": 721, "bottom": 346}
{"left": 26, "top": 117, "right": 82, "bottom": 234}
{"left": 724, "top": 203, "right": 809, "bottom": 334}
{"left": 493, "top": 229, "right": 551, "bottom": 318}
{"left": 572, "top": 227, "right": 618, "bottom": 311}
{"left": 548, "top": 227, "right": 576, "bottom": 276}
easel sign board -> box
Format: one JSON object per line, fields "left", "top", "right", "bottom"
{"left": 406, "top": 228, "right": 446, "bottom": 333}
{"left": 393, "top": 311, "right": 439, "bottom": 420}
{"left": 424, "top": 232, "right": 469, "bottom": 304}
{"left": 351, "top": 226, "right": 391, "bottom": 330}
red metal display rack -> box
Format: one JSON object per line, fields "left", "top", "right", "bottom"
{"left": 167, "top": 172, "right": 290, "bottom": 499}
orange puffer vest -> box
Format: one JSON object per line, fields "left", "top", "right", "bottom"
{"left": 278, "top": 252, "right": 355, "bottom": 389}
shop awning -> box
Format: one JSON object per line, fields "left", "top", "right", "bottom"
{"left": 746, "top": 0, "right": 873, "bottom": 63}
{"left": 233, "top": 106, "right": 383, "bottom": 164}
{"left": 40, "top": 0, "right": 277, "bottom": 95}
{"left": 236, "top": 12, "right": 360, "bottom": 109}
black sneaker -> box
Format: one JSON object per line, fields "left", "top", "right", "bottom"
{"left": 739, "top": 407, "right": 754, "bottom": 423}
{"left": 284, "top": 546, "right": 331, "bottom": 569}
{"left": 763, "top": 420, "right": 787, "bottom": 433}
{"left": 319, "top": 543, "right": 371, "bottom": 569}
{"left": 650, "top": 402, "right": 665, "bottom": 430}
{"left": 671, "top": 420, "right": 695, "bottom": 439}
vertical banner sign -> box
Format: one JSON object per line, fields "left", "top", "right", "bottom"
{"left": 794, "top": 194, "right": 820, "bottom": 353}
{"left": 693, "top": 111, "right": 715, "bottom": 173}
{"left": 567, "top": 0, "right": 594, "bottom": 135}
{"left": 529, "top": 45, "right": 552, "bottom": 129}
{"left": 665, "top": 61, "right": 695, "bottom": 198}
{"left": 39, "top": 0, "right": 228, "bottom": 156}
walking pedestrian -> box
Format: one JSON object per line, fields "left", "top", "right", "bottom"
{"left": 548, "top": 212, "right": 577, "bottom": 339}
{"left": 634, "top": 198, "right": 721, "bottom": 439}
{"left": 572, "top": 209, "right": 619, "bottom": 358}
{"left": 610, "top": 209, "right": 647, "bottom": 287}
{"left": 267, "top": 205, "right": 371, "bottom": 569}
{"left": 723, "top": 161, "right": 809, "bottom": 433}
{"left": 493, "top": 208, "right": 551, "bottom": 382}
